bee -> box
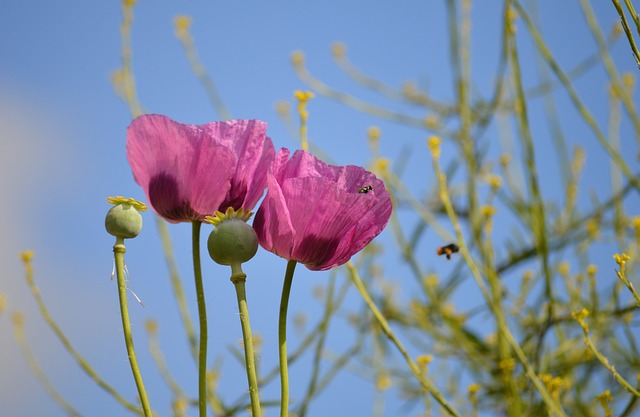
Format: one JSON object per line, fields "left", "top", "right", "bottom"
{"left": 436, "top": 243, "right": 459, "bottom": 260}
{"left": 358, "top": 185, "right": 373, "bottom": 194}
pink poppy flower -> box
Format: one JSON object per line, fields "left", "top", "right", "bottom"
{"left": 126, "top": 114, "right": 275, "bottom": 223}
{"left": 253, "top": 149, "right": 392, "bottom": 271}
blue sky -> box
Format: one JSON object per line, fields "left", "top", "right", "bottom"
{"left": 0, "top": 1, "right": 637, "bottom": 416}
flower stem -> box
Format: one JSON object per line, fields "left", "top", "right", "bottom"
{"left": 192, "top": 221, "right": 208, "bottom": 417}
{"left": 231, "top": 268, "right": 262, "bottom": 417}
{"left": 278, "top": 260, "right": 297, "bottom": 417}
{"left": 113, "top": 237, "right": 153, "bottom": 417}
{"left": 345, "top": 261, "right": 461, "bottom": 417}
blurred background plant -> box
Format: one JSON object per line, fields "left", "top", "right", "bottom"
{"left": 1, "top": 0, "right": 640, "bottom": 416}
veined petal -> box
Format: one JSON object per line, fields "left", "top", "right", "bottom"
{"left": 126, "top": 114, "right": 236, "bottom": 222}
{"left": 254, "top": 171, "right": 296, "bottom": 259}
{"left": 254, "top": 149, "right": 392, "bottom": 270}
{"left": 201, "top": 119, "right": 275, "bottom": 211}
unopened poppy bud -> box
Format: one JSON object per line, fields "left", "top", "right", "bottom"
{"left": 105, "top": 196, "right": 147, "bottom": 239}
{"left": 207, "top": 217, "right": 258, "bottom": 267}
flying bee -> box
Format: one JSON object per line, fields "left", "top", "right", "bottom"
{"left": 436, "top": 243, "right": 459, "bottom": 260}
{"left": 358, "top": 185, "right": 373, "bottom": 194}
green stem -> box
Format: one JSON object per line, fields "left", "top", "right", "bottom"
{"left": 21, "top": 252, "right": 145, "bottom": 415}
{"left": 192, "top": 221, "right": 208, "bottom": 417}
{"left": 278, "top": 260, "right": 297, "bottom": 417}
{"left": 113, "top": 238, "right": 153, "bottom": 417}
{"left": 345, "top": 262, "right": 461, "bottom": 417}
{"left": 231, "top": 267, "right": 262, "bottom": 417}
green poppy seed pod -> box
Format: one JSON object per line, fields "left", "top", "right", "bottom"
{"left": 207, "top": 219, "right": 258, "bottom": 266}
{"left": 105, "top": 203, "right": 143, "bottom": 239}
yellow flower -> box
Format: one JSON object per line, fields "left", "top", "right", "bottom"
{"left": 423, "top": 115, "right": 440, "bottom": 129}
{"left": 480, "top": 205, "right": 496, "bottom": 218}
{"left": 427, "top": 135, "right": 442, "bottom": 159}
{"left": 375, "top": 371, "right": 392, "bottom": 391}
{"left": 20, "top": 249, "right": 34, "bottom": 264}
{"left": 558, "top": 262, "right": 570, "bottom": 278}
{"left": 486, "top": 174, "right": 503, "bottom": 189}
{"left": 367, "top": 126, "right": 381, "bottom": 142}
{"left": 291, "top": 51, "right": 305, "bottom": 67}
{"left": 331, "top": 42, "right": 346, "bottom": 58}
{"left": 174, "top": 15, "right": 192, "bottom": 34}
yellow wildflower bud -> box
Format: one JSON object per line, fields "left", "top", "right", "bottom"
{"left": 375, "top": 371, "right": 392, "bottom": 391}
{"left": 423, "top": 274, "right": 439, "bottom": 288}
{"left": 20, "top": 250, "right": 34, "bottom": 264}
{"left": 275, "top": 100, "right": 290, "bottom": 117}
{"left": 291, "top": 51, "right": 305, "bottom": 67}
{"left": 613, "top": 253, "right": 631, "bottom": 267}
{"left": 481, "top": 205, "right": 496, "bottom": 218}
{"left": 373, "top": 157, "right": 391, "bottom": 174}
{"left": 486, "top": 174, "right": 503, "bottom": 190}
{"left": 173, "top": 398, "right": 188, "bottom": 413}
{"left": 428, "top": 135, "right": 442, "bottom": 159}
{"left": 499, "top": 153, "right": 511, "bottom": 166}
{"left": 174, "top": 15, "right": 192, "bottom": 35}
{"left": 367, "top": 126, "right": 381, "bottom": 142}
{"left": 506, "top": 7, "right": 518, "bottom": 33}
{"left": 622, "top": 72, "right": 635, "bottom": 90}
{"left": 12, "top": 312, "right": 24, "bottom": 327}
{"left": 312, "top": 285, "right": 325, "bottom": 300}
{"left": 145, "top": 319, "right": 158, "bottom": 334}
{"left": 572, "top": 308, "right": 590, "bottom": 331}
{"left": 402, "top": 81, "right": 417, "bottom": 98}
{"left": 331, "top": 42, "right": 346, "bottom": 58}
{"left": 294, "top": 90, "right": 314, "bottom": 102}
{"left": 416, "top": 354, "right": 433, "bottom": 372}
{"left": 558, "top": 262, "right": 570, "bottom": 278}
{"left": 423, "top": 115, "right": 440, "bottom": 129}
{"left": 586, "top": 264, "right": 597, "bottom": 276}
{"left": 498, "top": 358, "right": 516, "bottom": 373}
{"left": 468, "top": 383, "right": 481, "bottom": 395}
{"left": 586, "top": 218, "right": 600, "bottom": 240}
